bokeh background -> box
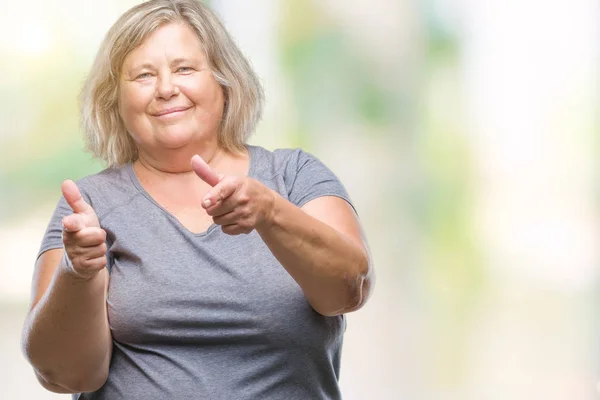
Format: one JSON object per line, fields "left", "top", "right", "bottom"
{"left": 1, "top": 0, "right": 599, "bottom": 399}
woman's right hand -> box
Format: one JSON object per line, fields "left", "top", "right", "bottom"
{"left": 60, "top": 180, "right": 107, "bottom": 280}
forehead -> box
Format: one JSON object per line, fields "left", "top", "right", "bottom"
{"left": 123, "top": 22, "right": 206, "bottom": 68}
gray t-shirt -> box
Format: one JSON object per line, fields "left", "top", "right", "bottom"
{"left": 39, "top": 145, "right": 353, "bottom": 400}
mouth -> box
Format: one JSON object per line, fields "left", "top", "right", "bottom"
{"left": 153, "top": 106, "right": 192, "bottom": 117}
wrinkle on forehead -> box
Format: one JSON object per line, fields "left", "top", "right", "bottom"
{"left": 122, "top": 23, "right": 207, "bottom": 75}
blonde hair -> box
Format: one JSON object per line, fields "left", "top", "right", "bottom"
{"left": 80, "top": 0, "right": 264, "bottom": 167}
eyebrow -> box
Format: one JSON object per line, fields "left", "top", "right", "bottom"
{"left": 129, "top": 58, "right": 196, "bottom": 72}
{"left": 129, "top": 62, "right": 154, "bottom": 72}
{"left": 170, "top": 58, "right": 194, "bottom": 67}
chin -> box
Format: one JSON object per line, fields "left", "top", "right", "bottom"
{"left": 155, "top": 129, "right": 196, "bottom": 150}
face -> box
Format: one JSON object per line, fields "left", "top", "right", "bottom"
{"left": 119, "top": 22, "right": 224, "bottom": 155}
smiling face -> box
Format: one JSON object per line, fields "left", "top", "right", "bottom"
{"left": 119, "top": 22, "right": 225, "bottom": 160}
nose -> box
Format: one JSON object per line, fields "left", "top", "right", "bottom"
{"left": 155, "top": 72, "right": 179, "bottom": 100}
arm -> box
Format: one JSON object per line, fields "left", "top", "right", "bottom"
{"left": 21, "top": 181, "right": 113, "bottom": 393}
{"left": 256, "top": 194, "right": 372, "bottom": 316}
{"left": 191, "top": 154, "right": 374, "bottom": 317}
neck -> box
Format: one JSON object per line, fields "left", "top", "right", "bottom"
{"left": 135, "top": 141, "right": 223, "bottom": 177}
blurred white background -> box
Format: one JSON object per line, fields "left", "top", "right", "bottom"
{"left": 0, "top": 0, "right": 598, "bottom": 399}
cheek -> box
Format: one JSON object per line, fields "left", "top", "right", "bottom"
{"left": 118, "top": 92, "right": 149, "bottom": 140}
{"left": 119, "top": 87, "right": 152, "bottom": 124}
{"left": 120, "top": 85, "right": 152, "bottom": 115}
{"left": 182, "top": 76, "right": 224, "bottom": 112}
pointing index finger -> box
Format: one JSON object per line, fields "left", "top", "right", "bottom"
{"left": 202, "top": 177, "right": 239, "bottom": 208}
{"left": 191, "top": 155, "right": 220, "bottom": 187}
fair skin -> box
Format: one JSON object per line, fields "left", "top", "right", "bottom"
{"left": 22, "top": 22, "right": 373, "bottom": 394}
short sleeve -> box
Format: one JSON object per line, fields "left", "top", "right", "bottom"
{"left": 286, "top": 149, "right": 355, "bottom": 212}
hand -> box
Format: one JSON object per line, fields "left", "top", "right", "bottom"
{"left": 61, "top": 180, "right": 107, "bottom": 280}
{"left": 191, "top": 155, "right": 275, "bottom": 235}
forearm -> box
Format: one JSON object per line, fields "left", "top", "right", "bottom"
{"left": 256, "top": 193, "right": 371, "bottom": 316}
{"left": 22, "top": 257, "right": 111, "bottom": 392}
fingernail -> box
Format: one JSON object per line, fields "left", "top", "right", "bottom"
{"left": 203, "top": 199, "right": 212, "bottom": 207}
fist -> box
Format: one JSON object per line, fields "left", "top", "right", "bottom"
{"left": 60, "top": 180, "right": 107, "bottom": 280}
{"left": 191, "top": 155, "right": 275, "bottom": 235}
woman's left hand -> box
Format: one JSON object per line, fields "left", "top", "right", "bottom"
{"left": 191, "top": 154, "right": 274, "bottom": 235}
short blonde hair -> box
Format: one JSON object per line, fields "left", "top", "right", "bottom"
{"left": 80, "top": 0, "right": 264, "bottom": 167}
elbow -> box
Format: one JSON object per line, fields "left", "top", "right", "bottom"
{"left": 67, "top": 371, "right": 109, "bottom": 393}
{"left": 319, "top": 255, "right": 374, "bottom": 317}
{"left": 22, "top": 324, "right": 111, "bottom": 393}
{"left": 344, "top": 251, "right": 374, "bottom": 312}
{"left": 36, "top": 368, "right": 109, "bottom": 394}
{"left": 344, "top": 269, "right": 373, "bottom": 314}
{"left": 70, "top": 372, "right": 110, "bottom": 393}
{"left": 24, "top": 340, "right": 109, "bottom": 394}
{"left": 29, "top": 349, "right": 110, "bottom": 393}
{"left": 317, "top": 277, "right": 371, "bottom": 317}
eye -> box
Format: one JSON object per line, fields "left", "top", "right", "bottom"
{"left": 176, "top": 67, "right": 194, "bottom": 73}
{"left": 136, "top": 72, "right": 153, "bottom": 80}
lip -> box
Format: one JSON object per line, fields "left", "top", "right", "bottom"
{"left": 153, "top": 106, "right": 192, "bottom": 117}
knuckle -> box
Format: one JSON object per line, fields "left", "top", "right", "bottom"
{"left": 222, "top": 215, "right": 237, "bottom": 226}
{"left": 70, "top": 256, "right": 84, "bottom": 271}
{"left": 238, "top": 193, "right": 249, "bottom": 204}
{"left": 62, "top": 228, "right": 76, "bottom": 240}
{"left": 217, "top": 187, "right": 226, "bottom": 201}
{"left": 66, "top": 245, "right": 80, "bottom": 258}
{"left": 239, "top": 208, "right": 250, "bottom": 219}
{"left": 93, "top": 231, "right": 106, "bottom": 245}
{"left": 81, "top": 228, "right": 105, "bottom": 245}
{"left": 96, "top": 256, "right": 108, "bottom": 268}
{"left": 83, "top": 227, "right": 98, "bottom": 238}
{"left": 80, "top": 258, "right": 94, "bottom": 269}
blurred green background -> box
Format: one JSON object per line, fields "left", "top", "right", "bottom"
{"left": 1, "top": 0, "right": 598, "bottom": 399}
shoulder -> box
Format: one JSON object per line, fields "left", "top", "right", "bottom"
{"left": 249, "top": 145, "right": 322, "bottom": 177}
{"left": 249, "top": 144, "right": 348, "bottom": 202}
{"left": 73, "top": 164, "right": 140, "bottom": 220}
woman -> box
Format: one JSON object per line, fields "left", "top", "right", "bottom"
{"left": 21, "top": 1, "right": 373, "bottom": 399}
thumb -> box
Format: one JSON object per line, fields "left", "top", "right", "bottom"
{"left": 61, "top": 180, "right": 96, "bottom": 217}
{"left": 191, "top": 155, "right": 221, "bottom": 187}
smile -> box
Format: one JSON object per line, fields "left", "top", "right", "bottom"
{"left": 153, "top": 106, "right": 192, "bottom": 118}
